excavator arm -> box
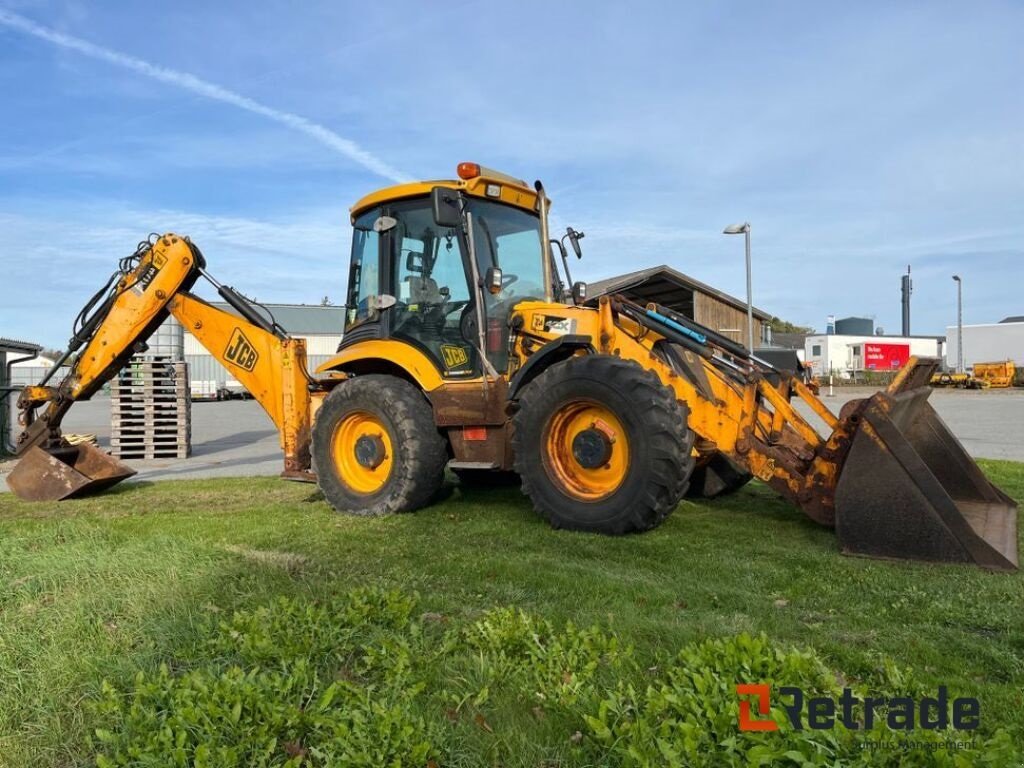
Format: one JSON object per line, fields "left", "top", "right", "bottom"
{"left": 8, "top": 234, "right": 317, "bottom": 500}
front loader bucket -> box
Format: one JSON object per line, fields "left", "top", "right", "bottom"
{"left": 834, "top": 375, "right": 1018, "bottom": 571}
{"left": 6, "top": 444, "right": 136, "bottom": 502}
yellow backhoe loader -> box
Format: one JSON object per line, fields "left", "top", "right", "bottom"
{"left": 6, "top": 163, "right": 1018, "bottom": 571}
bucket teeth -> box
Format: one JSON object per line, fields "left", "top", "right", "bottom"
{"left": 5, "top": 444, "right": 136, "bottom": 502}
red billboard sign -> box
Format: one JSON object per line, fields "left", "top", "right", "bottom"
{"left": 864, "top": 342, "right": 910, "bottom": 371}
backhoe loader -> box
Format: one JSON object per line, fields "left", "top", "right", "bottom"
{"left": 7, "top": 163, "right": 1018, "bottom": 570}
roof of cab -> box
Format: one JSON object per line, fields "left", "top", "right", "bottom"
{"left": 349, "top": 172, "right": 543, "bottom": 221}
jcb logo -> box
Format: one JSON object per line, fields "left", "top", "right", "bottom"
{"left": 440, "top": 344, "right": 469, "bottom": 370}
{"left": 225, "top": 328, "right": 258, "bottom": 371}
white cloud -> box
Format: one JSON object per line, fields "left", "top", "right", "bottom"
{"left": 0, "top": 9, "right": 410, "bottom": 183}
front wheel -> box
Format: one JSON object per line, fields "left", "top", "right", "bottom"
{"left": 512, "top": 355, "right": 695, "bottom": 534}
{"left": 311, "top": 375, "right": 447, "bottom": 516}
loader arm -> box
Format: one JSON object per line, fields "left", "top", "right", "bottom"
{"left": 511, "top": 295, "right": 1018, "bottom": 570}
{"left": 9, "top": 234, "right": 317, "bottom": 501}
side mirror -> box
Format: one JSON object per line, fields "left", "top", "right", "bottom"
{"left": 484, "top": 267, "right": 503, "bottom": 295}
{"left": 571, "top": 281, "right": 587, "bottom": 305}
{"left": 431, "top": 186, "right": 462, "bottom": 228}
{"left": 566, "top": 227, "right": 584, "bottom": 258}
{"left": 406, "top": 251, "right": 425, "bottom": 273}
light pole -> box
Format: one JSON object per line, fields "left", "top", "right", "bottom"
{"left": 723, "top": 222, "right": 754, "bottom": 352}
{"left": 952, "top": 275, "right": 963, "bottom": 373}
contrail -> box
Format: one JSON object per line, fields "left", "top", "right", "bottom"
{"left": 0, "top": 9, "right": 411, "bottom": 183}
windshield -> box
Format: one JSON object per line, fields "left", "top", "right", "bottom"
{"left": 465, "top": 199, "right": 545, "bottom": 302}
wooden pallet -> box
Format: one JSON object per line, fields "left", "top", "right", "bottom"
{"left": 111, "top": 357, "right": 191, "bottom": 459}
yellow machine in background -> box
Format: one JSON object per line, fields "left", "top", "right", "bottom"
{"left": 929, "top": 371, "right": 985, "bottom": 389}
{"left": 7, "top": 164, "right": 1018, "bottom": 571}
{"left": 973, "top": 360, "right": 1016, "bottom": 389}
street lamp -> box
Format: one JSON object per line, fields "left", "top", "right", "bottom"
{"left": 723, "top": 222, "right": 754, "bottom": 352}
{"left": 952, "top": 275, "right": 963, "bottom": 374}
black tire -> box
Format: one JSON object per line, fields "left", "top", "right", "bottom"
{"left": 311, "top": 375, "right": 447, "bottom": 516}
{"left": 685, "top": 453, "right": 753, "bottom": 499}
{"left": 452, "top": 468, "right": 521, "bottom": 487}
{"left": 512, "top": 355, "right": 695, "bottom": 534}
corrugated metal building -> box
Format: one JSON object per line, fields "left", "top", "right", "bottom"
{"left": 945, "top": 317, "right": 1024, "bottom": 369}
{"left": 1, "top": 338, "right": 42, "bottom": 455}
{"left": 588, "top": 265, "right": 772, "bottom": 346}
{"left": 184, "top": 303, "right": 346, "bottom": 398}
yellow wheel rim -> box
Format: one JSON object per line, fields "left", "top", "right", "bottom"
{"left": 331, "top": 411, "right": 394, "bottom": 495}
{"left": 544, "top": 399, "right": 630, "bottom": 501}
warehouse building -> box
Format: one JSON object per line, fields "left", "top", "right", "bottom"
{"left": 804, "top": 315, "right": 944, "bottom": 378}
{"left": 945, "top": 317, "right": 1024, "bottom": 369}
{"left": 185, "top": 303, "right": 346, "bottom": 398}
{"left": 1, "top": 338, "right": 42, "bottom": 456}
{"left": 588, "top": 265, "right": 772, "bottom": 345}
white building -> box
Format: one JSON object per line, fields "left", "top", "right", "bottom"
{"left": 7, "top": 353, "right": 59, "bottom": 388}
{"left": 804, "top": 334, "right": 944, "bottom": 378}
{"left": 945, "top": 318, "right": 1024, "bottom": 369}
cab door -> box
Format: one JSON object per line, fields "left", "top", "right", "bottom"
{"left": 385, "top": 199, "right": 480, "bottom": 378}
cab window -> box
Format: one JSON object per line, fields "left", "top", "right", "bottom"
{"left": 345, "top": 209, "right": 380, "bottom": 331}
{"left": 390, "top": 201, "right": 476, "bottom": 376}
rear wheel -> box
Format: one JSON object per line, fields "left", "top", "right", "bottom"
{"left": 685, "top": 453, "right": 753, "bottom": 498}
{"left": 512, "top": 355, "right": 694, "bottom": 534}
{"left": 312, "top": 375, "right": 447, "bottom": 516}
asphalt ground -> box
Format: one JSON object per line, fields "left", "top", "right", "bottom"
{"left": 2, "top": 386, "right": 1022, "bottom": 488}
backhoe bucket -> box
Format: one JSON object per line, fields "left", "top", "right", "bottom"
{"left": 6, "top": 444, "right": 136, "bottom": 502}
{"left": 834, "top": 369, "right": 1018, "bottom": 571}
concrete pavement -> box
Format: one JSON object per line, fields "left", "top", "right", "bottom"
{"left": 2, "top": 387, "right": 1022, "bottom": 490}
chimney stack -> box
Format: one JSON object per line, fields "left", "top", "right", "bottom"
{"left": 900, "top": 265, "right": 912, "bottom": 336}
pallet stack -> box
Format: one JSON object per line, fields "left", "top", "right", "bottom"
{"left": 110, "top": 358, "right": 191, "bottom": 460}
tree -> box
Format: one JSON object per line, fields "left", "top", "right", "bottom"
{"left": 768, "top": 316, "right": 814, "bottom": 334}
{"left": 320, "top": 296, "right": 333, "bottom": 306}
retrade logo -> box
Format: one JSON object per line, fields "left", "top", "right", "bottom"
{"left": 225, "top": 328, "right": 258, "bottom": 371}
{"left": 736, "top": 685, "right": 979, "bottom": 732}
{"left": 737, "top": 684, "right": 777, "bottom": 731}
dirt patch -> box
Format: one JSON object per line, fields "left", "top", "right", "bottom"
{"left": 221, "top": 544, "right": 310, "bottom": 571}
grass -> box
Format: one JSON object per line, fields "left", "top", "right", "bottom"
{"left": 0, "top": 460, "right": 1022, "bottom": 766}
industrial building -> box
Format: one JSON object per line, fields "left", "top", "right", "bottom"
{"left": 588, "top": 265, "right": 772, "bottom": 345}
{"left": 1, "top": 338, "right": 42, "bottom": 456}
{"left": 185, "top": 303, "right": 345, "bottom": 398}
{"left": 945, "top": 317, "right": 1024, "bottom": 370}
{"left": 804, "top": 316, "right": 943, "bottom": 378}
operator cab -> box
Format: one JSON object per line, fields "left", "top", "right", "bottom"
{"left": 342, "top": 164, "right": 548, "bottom": 378}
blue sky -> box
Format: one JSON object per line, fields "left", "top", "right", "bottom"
{"left": 1, "top": 1, "right": 1021, "bottom": 348}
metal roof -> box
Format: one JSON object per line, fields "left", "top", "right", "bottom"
{"left": 769, "top": 332, "right": 809, "bottom": 350}
{"left": 1000, "top": 316, "right": 1024, "bottom": 324}
{"left": 587, "top": 265, "right": 771, "bottom": 320}
{"left": 0, "top": 337, "right": 42, "bottom": 354}
{"left": 209, "top": 303, "right": 346, "bottom": 335}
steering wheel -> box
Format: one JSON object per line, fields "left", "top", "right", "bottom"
{"left": 501, "top": 273, "right": 519, "bottom": 290}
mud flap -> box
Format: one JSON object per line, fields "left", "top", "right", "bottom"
{"left": 835, "top": 387, "right": 1018, "bottom": 571}
{"left": 6, "top": 444, "right": 136, "bottom": 502}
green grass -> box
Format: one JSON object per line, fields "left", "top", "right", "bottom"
{"left": 1, "top": 461, "right": 1022, "bottom": 766}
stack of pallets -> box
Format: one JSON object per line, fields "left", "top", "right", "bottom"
{"left": 110, "top": 358, "right": 191, "bottom": 460}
